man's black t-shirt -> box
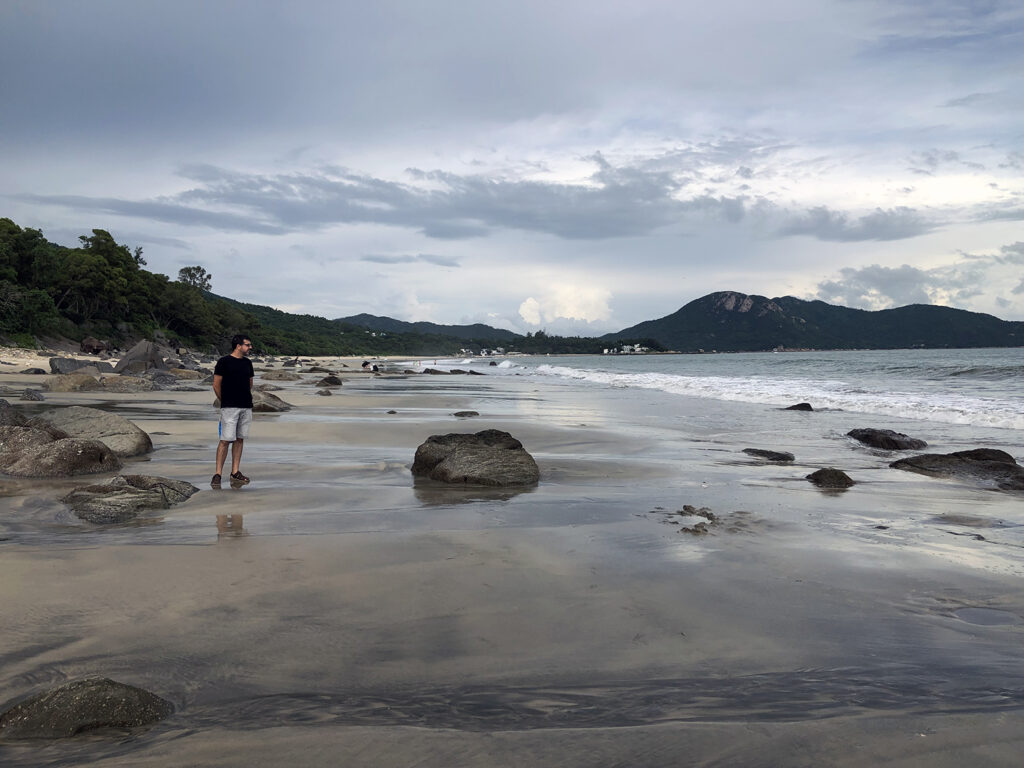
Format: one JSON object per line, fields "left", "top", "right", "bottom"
{"left": 214, "top": 355, "right": 255, "bottom": 409}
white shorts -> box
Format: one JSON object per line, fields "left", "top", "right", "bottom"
{"left": 219, "top": 407, "right": 252, "bottom": 441}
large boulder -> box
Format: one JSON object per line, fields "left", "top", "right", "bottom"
{"left": 412, "top": 429, "right": 540, "bottom": 486}
{"left": 890, "top": 449, "right": 1024, "bottom": 491}
{"left": 44, "top": 373, "right": 102, "bottom": 392}
{"left": 4, "top": 438, "right": 123, "bottom": 477}
{"left": 168, "top": 368, "right": 206, "bottom": 380}
{"left": 847, "top": 428, "right": 927, "bottom": 451}
{"left": 48, "top": 357, "right": 94, "bottom": 375}
{"left": 113, "top": 340, "right": 167, "bottom": 374}
{"left": 80, "top": 337, "right": 110, "bottom": 354}
{"left": 0, "top": 426, "right": 61, "bottom": 469}
{"left": 29, "top": 406, "right": 153, "bottom": 457}
{"left": 62, "top": 474, "right": 200, "bottom": 524}
{"left": 0, "top": 677, "right": 173, "bottom": 739}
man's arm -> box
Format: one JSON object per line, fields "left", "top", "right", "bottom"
{"left": 213, "top": 374, "right": 223, "bottom": 403}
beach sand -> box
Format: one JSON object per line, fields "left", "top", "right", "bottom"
{"left": 1, "top": 350, "right": 1023, "bottom": 766}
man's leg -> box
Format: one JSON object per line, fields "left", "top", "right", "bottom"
{"left": 230, "top": 438, "right": 244, "bottom": 474}
{"left": 215, "top": 440, "right": 230, "bottom": 475}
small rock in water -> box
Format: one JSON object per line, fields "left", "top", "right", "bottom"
{"left": 806, "top": 468, "right": 854, "bottom": 488}
{"left": 412, "top": 429, "right": 539, "bottom": 486}
{"left": 20, "top": 389, "right": 44, "bottom": 402}
{"left": 742, "top": 448, "right": 794, "bottom": 462}
{"left": 453, "top": 411, "right": 479, "bottom": 417}
{"left": 316, "top": 389, "right": 333, "bottom": 396}
{"left": 387, "top": 410, "right": 398, "bottom": 414}
{"left": 783, "top": 402, "right": 814, "bottom": 411}
{"left": 847, "top": 428, "right": 927, "bottom": 450}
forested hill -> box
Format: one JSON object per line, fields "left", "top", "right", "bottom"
{"left": 336, "top": 313, "right": 518, "bottom": 342}
{"left": 606, "top": 291, "right": 1024, "bottom": 352}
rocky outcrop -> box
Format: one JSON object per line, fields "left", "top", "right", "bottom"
{"left": 20, "top": 389, "right": 44, "bottom": 402}
{"left": 742, "top": 448, "right": 794, "bottom": 462}
{"left": 783, "top": 402, "right": 814, "bottom": 411}
{"left": 98, "top": 376, "right": 159, "bottom": 393}
{"left": 315, "top": 375, "right": 343, "bottom": 387}
{"left": 0, "top": 426, "right": 63, "bottom": 469}
{"left": 62, "top": 474, "right": 200, "bottom": 524}
{"left": 44, "top": 373, "right": 102, "bottom": 392}
{"left": 261, "top": 370, "right": 302, "bottom": 381}
{"left": 412, "top": 429, "right": 540, "bottom": 486}
{"left": 113, "top": 340, "right": 167, "bottom": 374}
{"left": 0, "top": 677, "right": 173, "bottom": 739}
{"left": 806, "top": 468, "right": 854, "bottom": 488}
{"left": 847, "top": 428, "right": 927, "bottom": 450}
{"left": 453, "top": 411, "right": 479, "bottom": 417}
{"left": 890, "top": 449, "right": 1024, "bottom": 491}
{"left": 4, "top": 438, "right": 122, "bottom": 477}
{"left": 29, "top": 406, "right": 153, "bottom": 457}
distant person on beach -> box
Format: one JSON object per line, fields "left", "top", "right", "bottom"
{"left": 211, "top": 334, "right": 255, "bottom": 488}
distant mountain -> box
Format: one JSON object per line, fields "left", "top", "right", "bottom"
{"left": 605, "top": 291, "right": 1024, "bottom": 352}
{"left": 335, "top": 313, "right": 519, "bottom": 342}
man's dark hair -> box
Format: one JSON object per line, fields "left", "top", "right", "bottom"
{"left": 231, "top": 334, "right": 251, "bottom": 351}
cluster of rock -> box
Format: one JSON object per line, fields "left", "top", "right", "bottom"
{"left": 41, "top": 340, "right": 216, "bottom": 394}
{"left": 0, "top": 403, "right": 151, "bottom": 477}
{"left": 742, "top": 422, "right": 1022, "bottom": 493}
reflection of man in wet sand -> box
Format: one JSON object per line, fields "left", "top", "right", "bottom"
{"left": 212, "top": 334, "right": 255, "bottom": 488}
{"left": 216, "top": 514, "right": 247, "bottom": 537}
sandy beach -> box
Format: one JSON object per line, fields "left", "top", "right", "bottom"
{"left": 1, "top": 349, "right": 1023, "bottom": 766}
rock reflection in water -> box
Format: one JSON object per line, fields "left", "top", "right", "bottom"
{"left": 216, "top": 514, "right": 247, "bottom": 538}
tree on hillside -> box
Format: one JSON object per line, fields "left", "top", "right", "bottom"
{"left": 178, "top": 266, "right": 212, "bottom": 291}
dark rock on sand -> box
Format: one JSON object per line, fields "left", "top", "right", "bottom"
{"left": 0, "top": 677, "right": 173, "bottom": 739}
{"left": 113, "top": 340, "right": 168, "bottom": 374}
{"left": 469, "top": 370, "right": 485, "bottom": 375}
{"left": 20, "top": 368, "right": 46, "bottom": 375}
{"left": 30, "top": 406, "right": 153, "bottom": 457}
{"left": 5, "top": 438, "right": 122, "bottom": 477}
{"left": 412, "top": 429, "right": 540, "bottom": 487}
{"left": 847, "top": 428, "right": 927, "bottom": 450}
{"left": 784, "top": 402, "right": 814, "bottom": 411}
{"left": 316, "top": 389, "right": 333, "bottom": 396}
{"left": 308, "top": 366, "right": 336, "bottom": 374}
{"left": 423, "top": 368, "right": 450, "bottom": 375}
{"left": 742, "top": 448, "right": 795, "bottom": 462}
{"left": 62, "top": 474, "right": 200, "bottom": 524}
{"left": 453, "top": 411, "right": 479, "bottom": 417}
{"left": 387, "top": 410, "right": 398, "bottom": 414}
{"left": 890, "top": 449, "right": 1024, "bottom": 491}
{"left": 806, "top": 468, "right": 854, "bottom": 488}
{"left": 316, "top": 375, "right": 343, "bottom": 387}
{"left": 449, "top": 369, "right": 469, "bottom": 375}
{"left": 48, "top": 357, "right": 94, "bottom": 375}
{"left": 19, "top": 389, "right": 44, "bottom": 402}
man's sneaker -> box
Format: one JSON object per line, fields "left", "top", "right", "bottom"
{"left": 211, "top": 474, "right": 222, "bottom": 488}
{"left": 229, "top": 471, "right": 250, "bottom": 486}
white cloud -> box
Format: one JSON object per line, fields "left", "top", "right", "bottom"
{"left": 518, "top": 283, "right": 612, "bottom": 326}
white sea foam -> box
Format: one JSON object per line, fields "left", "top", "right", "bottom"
{"left": 527, "top": 363, "right": 1024, "bottom": 431}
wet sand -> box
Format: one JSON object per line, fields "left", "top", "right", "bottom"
{"left": 1, "top": 354, "right": 1024, "bottom": 766}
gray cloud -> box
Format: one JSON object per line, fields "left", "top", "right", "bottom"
{"left": 22, "top": 159, "right": 752, "bottom": 241}
{"left": 816, "top": 264, "right": 933, "bottom": 307}
{"left": 779, "top": 206, "right": 931, "bottom": 242}
{"left": 361, "top": 253, "right": 460, "bottom": 267}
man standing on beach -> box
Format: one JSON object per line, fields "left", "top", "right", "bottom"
{"left": 212, "top": 334, "right": 255, "bottom": 488}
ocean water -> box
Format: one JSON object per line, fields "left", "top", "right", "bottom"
{"left": 419, "top": 347, "right": 1024, "bottom": 433}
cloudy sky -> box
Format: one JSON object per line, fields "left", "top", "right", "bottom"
{"left": 2, "top": 0, "right": 1022, "bottom": 333}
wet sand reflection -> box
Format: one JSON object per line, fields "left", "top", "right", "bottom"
{"left": 216, "top": 514, "right": 247, "bottom": 538}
